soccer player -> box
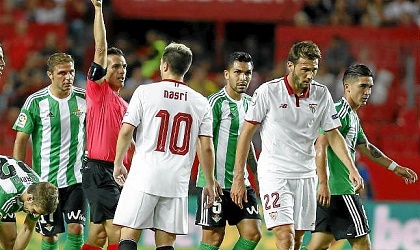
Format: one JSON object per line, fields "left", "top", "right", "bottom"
{"left": 0, "top": 155, "right": 59, "bottom": 250}
{"left": 230, "top": 41, "right": 364, "bottom": 250}
{"left": 113, "top": 42, "right": 217, "bottom": 250}
{"left": 81, "top": 1, "right": 133, "bottom": 249}
{"left": 304, "top": 64, "right": 418, "bottom": 250}
{"left": 13, "top": 52, "right": 87, "bottom": 250}
{"left": 195, "top": 52, "right": 262, "bottom": 250}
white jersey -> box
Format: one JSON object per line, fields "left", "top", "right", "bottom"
{"left": 246, "top": 76, "right": 340, "bottom": 178}
{"left": 123, "top": 79, "right": 213, "bottom": 197}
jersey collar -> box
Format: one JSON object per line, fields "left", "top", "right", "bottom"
{"left": 162, "top": 78, "right": 187, "bottom": 86}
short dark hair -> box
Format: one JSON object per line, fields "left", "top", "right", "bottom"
{"left": 287, "top": 41, "right": 321, "bottom": 64}
{"left": 107, "top": 47, "right": 124, "bottom": 57}
{"left": 342, "top": 64, "right": 374, "bottom": 85}
{"left": 162, "top": 42, "right": 193, "bottom": 77}
{"left": 226, "top": 52, "right": 253, "bottom": 70}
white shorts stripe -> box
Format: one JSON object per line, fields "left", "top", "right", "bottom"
{"left": 343, "top": 195, "right": 366, "bottom": 236}
{"left": 199, "top": 191, "right": 209, "bottom": 226}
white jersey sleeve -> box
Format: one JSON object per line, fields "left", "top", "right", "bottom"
{"left": 245, "top": 83, "right": 269, "bottom": 124}
{"left": 320, "top": 89, "right": 341, "bottom": 132}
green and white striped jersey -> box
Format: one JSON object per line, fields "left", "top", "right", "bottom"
{"left": 13, "top": 86, "right": 86, "bottom": 188}
{"left": 325, "top": 97, "right": 367, "bottom": 195}
{"left": 196, "top": 88, "right": 252, "bottom": 189}
{"left": 0, "top": 155, "right": 40, "bottom": 220}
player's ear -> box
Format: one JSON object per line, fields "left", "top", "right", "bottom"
{"left": 26, "top": 194, "right": 34, "bottom": 203}
{"left": 47, "top": 70, "right": 53, "bottom": 81}
{"left": 224, "top": 69, "right": 229, "bottom": 80}
{"left": 286, "top": 61, "right": 294, "bottom": 71}
{"left": 344, "top": 82, "right": 350, "bottom": 92}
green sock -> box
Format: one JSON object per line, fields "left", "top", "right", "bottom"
{"left": 64, "top": 233, "right": 84, "bottom": 250}
{"left": 233, "top": 237, "right": 258, "bottom": 250}
{"left": 198, "top": 242, "right": 219, "bottom": 250}
{"left": 41, "top": 240, "right": 59, "bottom": 250}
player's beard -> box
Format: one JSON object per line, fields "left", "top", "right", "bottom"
{"left": 291, "top": 71, "right": 309, "bottom": 91}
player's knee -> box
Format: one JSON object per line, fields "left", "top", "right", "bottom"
{"left": 350, "top": 235, "right": 371, "bottom": 250}
{"left": 67, "top": 222, "right": 84, "bottom": 235}
{"left": 242, "top": 228, "right": 262, "bottom": 243}
{"left": 96, "top": 228, "right": 108, "bottom": 244}
{"left": 202, "top": 228, "right": 225, "bottom": 246}
{"left": 43, "top": 234, "right": 59, "bottom": 242}
{"left": 274, "top": 229, "right": 294, "bottom": 249}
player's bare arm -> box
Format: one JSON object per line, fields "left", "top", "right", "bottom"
{"left": 325, "top": 128, "right": 364, "bottom": 191}
{"left": 247, "top": 142, "right": 259, "bottom": 197}
{"left": 231, "top": 121, "right": 259, "bottom": 209}
{"left": 113, "top": 123, "right": 134, "bottom": 186}
{"left": 91, "top": 0, "right": 107, "bottom": 84}
{"left": 356, "top": 139, "right": 418, "bottom": 184}
{"left": 12, "top": 214, "right": 38, "bottom": 250}
{"left": 315, "top": 134, "right": 331, "bottom": 207}
{"left": 197, "top": 136, "right": 217, "bottom": 208}
{"left": 13, "top": 132, "right": 30, "bottom": 161}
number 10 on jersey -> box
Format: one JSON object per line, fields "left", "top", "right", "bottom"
{"left": 155, "top": 110, "right": 193, "bottom": 156}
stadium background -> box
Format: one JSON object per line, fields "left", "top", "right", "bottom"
{"left": 1, "top": 0, "right": 419, "bottom": 249}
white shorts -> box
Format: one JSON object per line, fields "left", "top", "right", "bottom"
{"left": 259, "top": 176, "right": 316, "bottom": 231}
{"left": 113, "top": 188, "right": 188, "bottom": 235}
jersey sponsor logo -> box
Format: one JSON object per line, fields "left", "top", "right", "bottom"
{"left": 246, "top": 205, "right": 259, "bottom": 215}
{"left": 279, "top": 104, "right": 288, "bottom": 108}
{"left": 15, "top": 113, "right": 28, "bottom": 128}
{"left": 72, "top": 109, "right": 85, "bottom": 118}
{"left": 66, "top": 210, "right": 86, "bottom": 222}
{"left": 16, "top": 175, "right": 37, "bottom": 184}
{"left": 163, "top": 90, "right": 188, "bottom": 101}
{"left": 309, "top": 103, "right": 318, "bottom": 114}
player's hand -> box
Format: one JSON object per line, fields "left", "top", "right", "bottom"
{"left": 90, "top": 0, "right": 102, "bottom": 8}
{"left": 394, "top": 166, "right": 418, "bottom": 184}
{"left": 215, "top": 181, "right": 223, "bottom": 201}
{"left": 349, "top": 169, "right": 364, "bottom": 192}
{"left": 230, "top": 178, "right": 247, "bottom": 209}
{"left": 317, "top": 182, "right": 331, "bottom": 207}
{"left": 113, "top": 163, "right": 128, "bottom": 187}
{"left": 203, "top": 183, "right": 216, "bottom": 209}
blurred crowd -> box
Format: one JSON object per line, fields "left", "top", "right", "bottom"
{"left": 0, "top": 0, "right": 418, "bottom": 199}
{"left": 296, "top": 0, "right": 419, "bottom": 27}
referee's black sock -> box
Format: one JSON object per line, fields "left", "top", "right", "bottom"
{"left": 118, "top": 239, "right": 137, "bottom": 250}
{"left": 156, "top": 246, "right": 174, "bottom": 250}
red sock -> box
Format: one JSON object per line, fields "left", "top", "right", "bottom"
{"left": 107, "top": 244, "right": 119, "bottom": 250}
{"left": 81, "top": 243, "right": 102, "bottom": 250}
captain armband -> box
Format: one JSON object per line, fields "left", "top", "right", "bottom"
{"left": 88, "top": 62, "right": 107, "bottom": 81}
